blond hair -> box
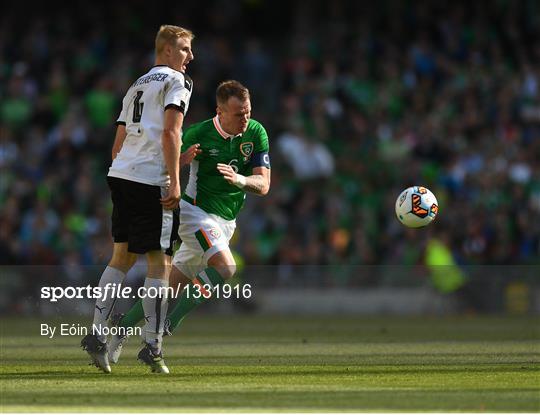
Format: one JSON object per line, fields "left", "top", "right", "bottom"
{"left": 155, "top": 25, "right": 194, "bottom": 54}
{"left": 216, "top": 80, "right": 250, "bottom": 105}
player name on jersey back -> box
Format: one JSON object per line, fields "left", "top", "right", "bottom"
{"left": 132, "top": 72, "right": 169, "bottom": 87}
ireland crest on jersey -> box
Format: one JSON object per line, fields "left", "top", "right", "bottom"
{"left": 240, "top": 142, "right": 254, "bottom": 157}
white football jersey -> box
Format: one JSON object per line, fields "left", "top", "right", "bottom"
{"left": 108, "top": 65, "right": 193, "bottom": 186}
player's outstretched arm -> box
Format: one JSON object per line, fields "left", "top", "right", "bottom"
{"left": 216, "top": 164, "right": 270, "bottom": 196}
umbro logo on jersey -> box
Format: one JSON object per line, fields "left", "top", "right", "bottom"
{"left": 209, "top": 149, "right": 219, "bottom": 156}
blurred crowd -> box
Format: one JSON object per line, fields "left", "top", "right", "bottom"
{"left": 1, "top": 0, "right": 539, "bottom": 286}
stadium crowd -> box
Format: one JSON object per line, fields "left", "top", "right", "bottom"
{"left": 1, "top": 0, "right": 539, "bottom": 292}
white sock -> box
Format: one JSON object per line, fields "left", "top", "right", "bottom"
{"left": 142, "top": 277, "right": 169, "bottom": 353}
{"left": 92, "top": 266, "right": 125, "bottom": 342}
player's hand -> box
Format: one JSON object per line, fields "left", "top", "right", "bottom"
{"left": 217, "top": 163, "right": 237, "bottom": 184}
{"left": 180, "top": 144, "right": 202, "bottom": 167}
{"left": 160, "top": 182, "right": 181, "bottom": 210}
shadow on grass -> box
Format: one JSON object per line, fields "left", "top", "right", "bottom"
{"left": 1, "top": 363, "right": 538, "bottom": 379}
{"left": 2, "top": 389, "right": 539, "bottom": 411}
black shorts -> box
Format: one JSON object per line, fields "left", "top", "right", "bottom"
{"left": 107, "top": 176, "right": 179, "bottom": 255}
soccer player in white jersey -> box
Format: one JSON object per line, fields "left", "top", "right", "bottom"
{"left": 81, "top": 25, "right": 194, "bottom": 374}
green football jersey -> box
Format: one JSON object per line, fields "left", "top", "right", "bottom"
{"left": 181, "top": 116, "right": 270, "bottom": 220}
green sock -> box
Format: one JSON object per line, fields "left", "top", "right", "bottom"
{"left": 167, "top": 267, "right": 225, "bottom": 333}
{"left": 119, "top": 299, "right": 144, "bottom": 328}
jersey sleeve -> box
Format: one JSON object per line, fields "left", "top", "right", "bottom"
{"left": 116, "top": 95, "right": 129, "bottom": 125}
{"left": 253, "top": 121, "right": 270, "bottom": 153}
{"left": 164, "top": 74, "right": 193, "bottom": 115}
{"left": 250, "top": 120, "right": 270, "bottom": 169}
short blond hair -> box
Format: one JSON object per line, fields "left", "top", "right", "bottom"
{"left": 155, "top": 25, "right": 194, "bottom": 54}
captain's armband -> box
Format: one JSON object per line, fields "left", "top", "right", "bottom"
{"left": 251, "top": 152, "right": 271, "bottom": 169}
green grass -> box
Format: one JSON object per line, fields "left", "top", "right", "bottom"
{"left": 1, "top": 315, "right": 539, "bottom": 412}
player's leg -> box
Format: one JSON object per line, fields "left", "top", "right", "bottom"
{"left": 108, "top": 265, "right": 191, "bottom": 364}
{"left": 130, "top": 186, "right": 179, "bottom": 373}
{"left": 165, "top": 203, "right": 237, "bottom": 334}
{"left": 136, "top": 249, "right": 171, "bottom": 373}
{"left": 81, "top": 177, "right": 138, "bottom": 373}
{"left": 95, "top": 176, "right": 138, "bottom": 337}
{"left": 165, "top": 247, "right": 236, "bottom": 334}
{"left": 163, "top": 263, "right": 197, "bottom": 335}
{"left": 108, "top": 207, "right": 182, "bottom": 365}
{"left": 81, "top": 244, "right": 136, "bottom": 373}
{"left": 114, "top": 251, "right": 192, "bottom": 332}
{"left": 92, "top": 243, "right": 137, "bottom": 339}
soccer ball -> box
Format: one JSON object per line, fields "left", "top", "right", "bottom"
{"left": 395, "top": 186, "right": 438, "bottom": 228}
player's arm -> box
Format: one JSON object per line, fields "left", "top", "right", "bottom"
{"left": 111, "top": 124, "right": 127, "bottom": 160}
{"left": 216, "top": 163, "right": 270, "bottom": 195}
{"left": 180, "top": 143, "right": 201, "bottom": 168}
{"left": 245, "top": 166, "right": 271, "bottom": 195}
{"left": 179, "top": 125, "right": 202, "bottom": 168}
{"left": 216, "top": 151, "right": 271, "bottom": 196}
{"left": 160, "top": 108, "right": 184, "bottom": 209}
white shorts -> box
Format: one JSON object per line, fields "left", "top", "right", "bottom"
{"left": 172, "top": 200, "right": 236, "bottom": 278}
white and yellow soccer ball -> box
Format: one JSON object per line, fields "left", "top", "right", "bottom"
{"left": 395, "top": 186, "right": 439, "bottom": 228}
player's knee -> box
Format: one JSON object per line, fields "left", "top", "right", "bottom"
{"left": 109, "top": 257, "right": 136, "bottom": 274}
{"left": 208, "top": 262, "right": 236, "bottom": 280}
{"left": 170, "top": 267, "right": 191, "bottom": 296}
{"left": 109, "top": 246, "right": 137, "bottom": 273}
{"left": 218, "top": 262, "right": 236, "bottom": 280}
{"left": 208, "top": 251, "right": 236, "bottom": 280}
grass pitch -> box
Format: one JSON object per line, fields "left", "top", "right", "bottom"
{"left": 0, "top": 315, "right": 539, "bottom": 412}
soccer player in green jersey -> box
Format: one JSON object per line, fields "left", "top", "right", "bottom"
{"left": 108, "top": 80, "right": 271, "bottom": 371}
